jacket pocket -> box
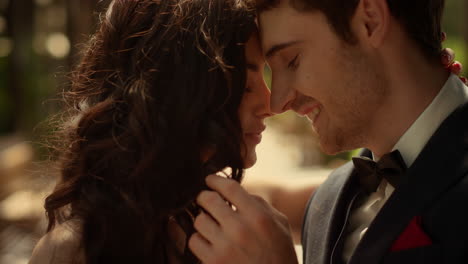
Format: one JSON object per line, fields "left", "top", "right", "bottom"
{"left": 381, "top": 244, "right": 441, "bottom": 264}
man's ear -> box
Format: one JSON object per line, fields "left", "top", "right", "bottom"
{"left": 352, "top": 0, "right": 391, "bottom": 48}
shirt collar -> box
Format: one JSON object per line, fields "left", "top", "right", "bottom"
{"left": 391, "top": 74, "right": 468, "bottom": 167}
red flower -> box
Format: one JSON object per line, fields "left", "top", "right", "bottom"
{"left": 390, "top": 216, "right": 433, "bottom": 252}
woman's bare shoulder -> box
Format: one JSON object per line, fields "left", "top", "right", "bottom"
{"left": 29, "top": 220, "right": 85, "bottom": 264}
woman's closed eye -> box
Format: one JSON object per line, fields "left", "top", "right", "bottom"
{"left": 287, "top": 54, "right": 299, "bottom": 70}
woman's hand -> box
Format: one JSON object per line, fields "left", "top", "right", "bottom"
{"left": 188, "top": 174, "right": 298, "bottom": 264}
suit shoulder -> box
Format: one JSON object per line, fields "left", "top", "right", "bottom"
{"left": 303, "top": 160, "right": 355, "bottom": 221}
{"left": 311, "top": 161, "right": 355, "bottom": 198}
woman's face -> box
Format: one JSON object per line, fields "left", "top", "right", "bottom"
{"left": 239, "top": 33, "right": 272, "bottom": 168}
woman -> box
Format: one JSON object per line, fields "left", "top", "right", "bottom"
{"left": 30, "top": 0, "right": 269, "bottom": 263}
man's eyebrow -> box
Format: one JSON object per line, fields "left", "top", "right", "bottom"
{"left": 265, "top": 41, "right": 301, "bottom": 59}
{"left": 246, "top": 63, "right": 259, "bottom": 72}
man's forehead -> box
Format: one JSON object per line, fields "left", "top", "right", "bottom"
{"left": 257, "top": 5, "right": 302, "bottom": 54}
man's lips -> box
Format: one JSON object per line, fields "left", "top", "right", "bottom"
{"left": 302, "top": 105, "right": 322, "bottom": 124}
{"left": 297, "top": 103, "right": 320, "bottom": 116}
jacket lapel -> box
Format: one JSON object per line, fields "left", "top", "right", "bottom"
{"left": 349, "top": 102, "right": 468, "bottom": 264}
{"left": 303, "top": 162, "right": 360, "bottom": 264}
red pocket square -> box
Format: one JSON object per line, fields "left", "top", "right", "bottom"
{"left": 390, "top": 216, "right": 433, "bottom": 252}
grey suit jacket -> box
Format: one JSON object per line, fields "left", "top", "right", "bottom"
{"left": 302, "top": 102, "right": 468, "bottom": 264}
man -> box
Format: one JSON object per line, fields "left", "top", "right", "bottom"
{"left": 189, "top": 0, "right": 468, "bottom": 263}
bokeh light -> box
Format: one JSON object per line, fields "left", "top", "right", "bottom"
{"left": 45, "top": 32, "right": 70, "bottom": 59}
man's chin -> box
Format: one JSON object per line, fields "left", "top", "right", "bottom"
{"left": 319, "top": 139, "right": 347, "bottom": 156}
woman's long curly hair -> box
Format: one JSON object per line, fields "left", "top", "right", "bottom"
{"left": 44, "top": 0, "right": 256, "bottom": 263}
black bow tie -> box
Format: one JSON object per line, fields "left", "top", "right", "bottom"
{"left": 352, "top": 150, "right": 407, "bottom": 194}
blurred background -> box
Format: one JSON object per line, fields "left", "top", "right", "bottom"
{"left": 0, "top": 0, "right": 466, "bottom": 263}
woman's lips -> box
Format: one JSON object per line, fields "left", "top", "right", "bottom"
{"left": 245, "top": 133, "right": 262, "bottom": 145}
{"left": 244, "top": 125, "right": 265, "bottom": 145}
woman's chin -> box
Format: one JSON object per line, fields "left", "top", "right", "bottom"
{"left": 243, "top": 151, "right": 257, "bottom": 169}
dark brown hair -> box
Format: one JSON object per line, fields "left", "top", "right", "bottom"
{"left": 45, "top": 0, "right": 255, "bottom": 263}
{"left": 257, "top": 0, "right": 445, "bottom": 60}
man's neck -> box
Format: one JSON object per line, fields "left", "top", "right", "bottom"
{"left": 367, "top": 50, "right": 450, "bottom": 157}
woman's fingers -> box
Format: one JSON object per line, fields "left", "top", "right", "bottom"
{"left": 204, "top": 174, "right": 257, "bottom": 215}
{"left": 190, "top": 175, "right": 299, "bottom": 264}
{"left": 197, "top": 190, "right": 236, "bottom": 225}
{"left": 193, "top": 211, "right": 222, "bottom": 243}
{"left": 188, "top": 232, "right": 212, "bottom": 263}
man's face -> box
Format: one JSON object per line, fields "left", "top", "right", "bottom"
{"left": 259, "top": 4, "right": 387, "bottom": 154}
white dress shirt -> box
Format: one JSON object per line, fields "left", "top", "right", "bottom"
{"left": 342, "top": 74, "right": 468, "bottom": 262}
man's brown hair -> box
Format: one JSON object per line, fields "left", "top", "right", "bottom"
{"left": 257, "top": 0, "right": 445, "bottom": 60}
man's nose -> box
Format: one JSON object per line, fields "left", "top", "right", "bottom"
{"left": 270, "top": 78, "right": 295, "bottom": 114}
